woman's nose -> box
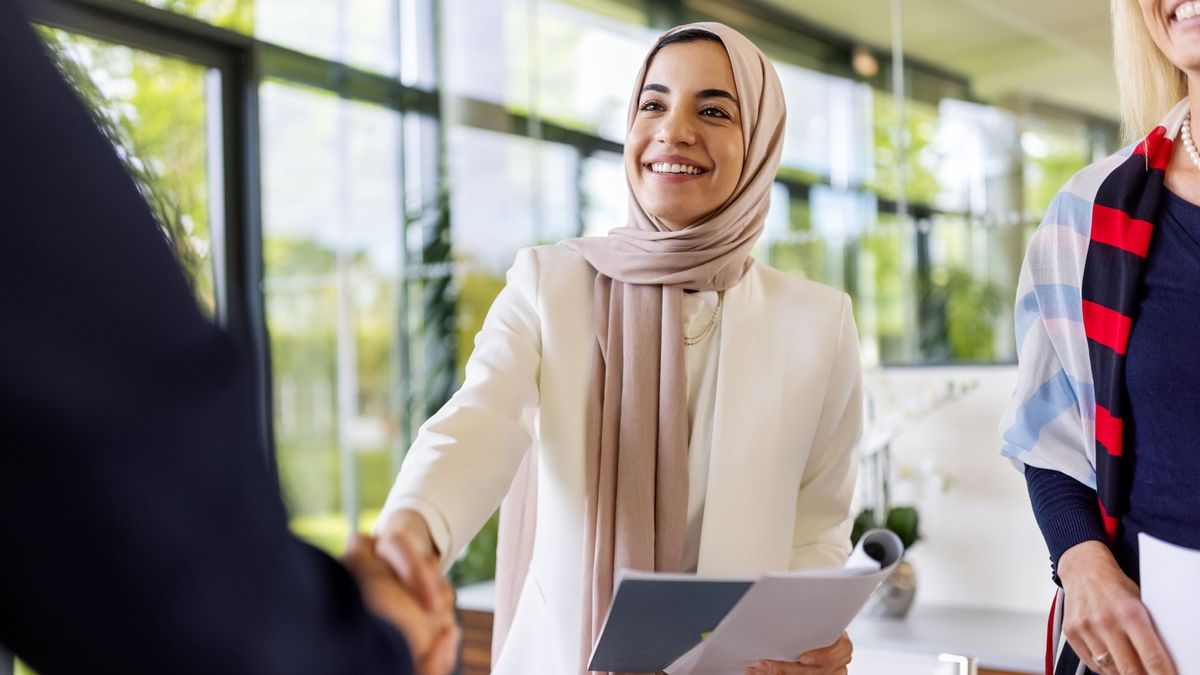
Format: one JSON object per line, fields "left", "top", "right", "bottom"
{"left": 655, "top": 109, "right": 697, "bottom": 146}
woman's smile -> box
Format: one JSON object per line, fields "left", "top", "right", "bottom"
{"left": 1171, "top": 0, "right": 1200, "bottom": 23}
{"left": 643, "top": 154, "right": 710, "bottom": 182}
{"left": 1145, "top": 0, "right": 1200, "bottom": 70}
{"left": 624, "top": 39, "right": 744, "bottom": 231}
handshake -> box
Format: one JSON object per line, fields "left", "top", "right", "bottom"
{"left": 343, "top": 511, "right": 460, "bottom": 675}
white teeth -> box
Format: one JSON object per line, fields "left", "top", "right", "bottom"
{"left": 1175, "top": 1, "right": 1200, "bottom": 21}
{"left": 649, "top": 162, "right": 703, "bottom": 175}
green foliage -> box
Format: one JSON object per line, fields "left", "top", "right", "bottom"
{"left": 850, "top": 508, "right": 878, "bottom": 547}
{"left": 944, "top": 267, "right": 1005, "bottom": 361}
{"left": 851, "top": 505, "right": 921, "bottom": 551}
{"left": 860, "top": 224, "right": 908, "bottom": 361}
{"left": 870, "top": 96, "right": 942, "bottom": 205}
{"left": 913, "top": 263, "right": 1005, "bottom": 362}
{"left": 886, "top": 506, "right": 921, "bottom": 550}
{"left": 142, "top": 0, "right": 254, "bottom": 33}
{"left": 290, "top": 508, "right": 382, "bottom": 557}
{"left": 449, "top": 510, "right": 500, "bottom": 587}
{"left": 40, "top": 28, "right": 214, "bottom": 312}
{"left": 1024, "top": 137, "right": 1089, "bottom": 216}
{"left": 455, "top": 267, "right": 508, "bottom": 376}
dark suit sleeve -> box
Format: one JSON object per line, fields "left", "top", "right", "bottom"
{"left": 0, "top": 4, "right": 414, "bottom": 674}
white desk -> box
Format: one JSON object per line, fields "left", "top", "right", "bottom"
{"left": 849, "top": 604, "right": 1044, "bottom": 674}
{"left": 455, "top": 582, "right": 1045, "bottom": 675}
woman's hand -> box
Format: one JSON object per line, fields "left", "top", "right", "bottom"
{"left": 743, "top": 632, "right": 852, "bottom": 674}
{"left": 1058, "top": 540, "right": 1176, "bottom": 675}
{"left": 372, "top": 510, "right": 458, "bottom": 675}
{"left": 342, "top": 533, "right": 459, "bottom": 675}
{"left": 376, "top": 509, "right": 445, "bottom": 613}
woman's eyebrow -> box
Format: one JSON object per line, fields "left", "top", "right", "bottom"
{"left": 641, "top": 83, "right": 739, "bottom": 107}
{"left": 696, "top": 88, "right": 738, "bottom": 105}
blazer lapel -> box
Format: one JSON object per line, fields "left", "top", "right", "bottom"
{"left": 695, "top": 265, "right": 790, "bottom": 575}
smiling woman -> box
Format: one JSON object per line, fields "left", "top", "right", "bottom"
{"left": 625, "top": 32, "right": 744, "bottom": 231}
{"left": 375, "top": 22, "right": 862, "bottom": 675}
{"left": 1004, "top": 1, "right": 1200, "bottom": 674}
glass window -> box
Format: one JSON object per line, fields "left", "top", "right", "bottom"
{"left": 531, "top": 2, "right": 656, "bottom": 140}
{"left": 134, "top": 0, "right": 409, "bottom": 77}
{"left": 254, "top": 0, "right": 398, "bottom": 75}
{"left": 442, "top": 0, "right": 655, "bottom": 141}
{"left": 260, "top": 81, "right": 404, "bottom": 554}
{"left": 858, "top": 214, "right": 911, "bottom": 364}
{"left": 775, "top": 61, "right": 872, "bottom": 188}
{"left": 1021, "top": 115, "right": 1091, "bottom": 220}
{"left": 135, "top": 0, "right": 253, "bottom": 32}
{"left": 870, "top": 94, "right": 943, "bottom": 207}
{"left": 447, "top": 126, "right": 580, "bottom": 279}
{"left": 581, "top": 150, "right": 626, "bottom": 237}
{"left": 42, "top": 28, "right": 219, "bottom": 315}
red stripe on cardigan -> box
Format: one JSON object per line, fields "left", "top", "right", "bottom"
{"left": 1091, "top": 204, "right": 1154, "bottom": 257}
{"left": 1133, "top": 126, "right": 1171, "bottom": 171}
{"left": 1045, "top": 593, "right": 1057, "bottom": 675}
{"left": 1082, "top": 300, "right": 1132, "bottom": 354}
{"left": 1094, "top": 404, "right": 1124, "bottom": 457}
{"left": 1099, "top": 499, "right": 1119, "bottom": 542}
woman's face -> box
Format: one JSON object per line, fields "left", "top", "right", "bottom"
{"left": 625, "top": 40, "right": 745, "bottom": 231}
{"left": 1139, "top": 0, "right": 1200, "bottom": 73}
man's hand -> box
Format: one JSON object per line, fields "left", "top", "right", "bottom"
{"left": 343, "top": 533, "right": 459, "bottom": 675}
{"left": 743, "top": 632, "right": 852, "bottom": 674}
{"left": 1058, "top": 541, "right": 1175, "bottom": 675}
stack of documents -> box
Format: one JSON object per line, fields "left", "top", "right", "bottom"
{"left": 1140, "top": 533, "right": 1200, "bottom": 674}
{"left": 587, "top": 529, "right": 904, "bottom": 675}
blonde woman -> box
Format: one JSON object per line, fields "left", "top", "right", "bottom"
{"left": 376, "top": 23, "right": 862, "bottom": 675}
{"left": 1001, "top": 1, "right": 1200, "bottom": 673}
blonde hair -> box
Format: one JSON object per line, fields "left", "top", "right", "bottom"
{"left": 1111, "top": 0, "right": 1188, "bottom": 143}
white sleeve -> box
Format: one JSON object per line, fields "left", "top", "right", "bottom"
{"left": 789, "top": 294, "right": 862, "bottom": 570}
{"left": 377, "top": 247, "right": 543, "bottom": 570}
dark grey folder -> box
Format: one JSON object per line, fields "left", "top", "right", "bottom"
{"left": 587, "top": 576, "right": 753, "bottom": 672}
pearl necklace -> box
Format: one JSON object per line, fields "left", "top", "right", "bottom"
{"left": 1182, "top": 112, "right": 1200, "bottom": 170}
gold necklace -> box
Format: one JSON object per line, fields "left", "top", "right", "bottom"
{"left": 683, "top": 291, "right": 724, "bottom": 346}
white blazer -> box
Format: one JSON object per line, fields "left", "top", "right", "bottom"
{"left": 380, "top": 243, "right": 863, "bottom": 674}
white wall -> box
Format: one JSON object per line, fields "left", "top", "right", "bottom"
{"left": 866, "top": 365, "right": 1055, "bottom": 615}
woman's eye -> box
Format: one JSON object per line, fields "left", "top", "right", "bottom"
{"left": 639, "top": 100, "right": 664, "bottom": 112}
{"left": 701, "top": 107, "right": 730, "bottom": 119}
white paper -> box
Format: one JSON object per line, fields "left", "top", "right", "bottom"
{"left": 664, "top": 530, "right": 903, "bottom": 675}
{"left": 1139, "top": 533, "right": 1200, "bottom": 674}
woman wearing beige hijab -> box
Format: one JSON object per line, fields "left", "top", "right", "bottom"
{"left": 375, "top": 23, "right": 861, "bottom": 675}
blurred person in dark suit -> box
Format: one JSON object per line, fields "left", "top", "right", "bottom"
{"left": 0, "top": 2, "right": 457, "bottom": 673}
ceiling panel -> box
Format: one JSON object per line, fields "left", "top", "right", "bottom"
{"left": 758, "top": 0, "right": 1117, "bottom": 121}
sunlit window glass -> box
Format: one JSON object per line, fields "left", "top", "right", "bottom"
{"left": 581, "top": 151, "right": 626, "bottom": 237}
{"left": 133, "top": 0, "right": 401, "bottom": 76}
{"left": 260, "top": 81, "right": 404, "bottom": 554}
{"left": 442, "top": 0, "right": 654, "bottom": 142}
{"left": 42, "top": 28, "right": 218, "bottom": 315}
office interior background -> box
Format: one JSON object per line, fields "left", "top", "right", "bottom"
{"left": 14, "top": 0, "right": 1120, "bottom": 671}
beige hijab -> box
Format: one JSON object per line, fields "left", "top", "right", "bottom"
{"left": 493, "top": 22, "right": 786, "bottom": 674}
